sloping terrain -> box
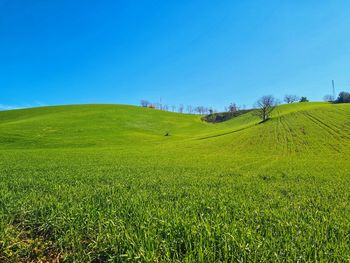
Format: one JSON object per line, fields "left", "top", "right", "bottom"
{"left": 1, "top": 102, "right": 349, "bottom": 153}
{"left": 0, "top": 102, "right": 350, "bottom": 262}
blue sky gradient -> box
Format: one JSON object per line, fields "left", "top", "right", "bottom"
{"left": 1, "top": 1, "right": 350, "bottom": 111}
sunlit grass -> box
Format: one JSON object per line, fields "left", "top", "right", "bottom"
{"left": 0, "top": 103, "right": 350, "bottom": 262}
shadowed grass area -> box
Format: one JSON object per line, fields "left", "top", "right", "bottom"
{"left": 0, "top": 102, "right": 350, "bottom": 262}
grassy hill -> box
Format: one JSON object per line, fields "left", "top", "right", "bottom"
{"left": 0, "top": 102, "right": 350, "bottom": 262}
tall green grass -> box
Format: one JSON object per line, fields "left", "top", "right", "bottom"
{"left": 0, "top": 102, "right": 350, "bottom": 262}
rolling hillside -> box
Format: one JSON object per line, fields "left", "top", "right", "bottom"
{"left": 1, "top": 102, "right": 349, "bottom": 151}
{"left": 0, "top": 102, "right": 350, "bottom": 262}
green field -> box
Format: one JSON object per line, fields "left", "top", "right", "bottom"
{"left": 0, "top": 102, "right": 350, "bottom": 262}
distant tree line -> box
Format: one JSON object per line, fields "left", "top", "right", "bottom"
{"left": 140, "top": 100, "right": 218, "bottom": 115}
{"left": 284, "top": 94, "right": 299, "bottom": 104}
{"left": 284, "top": 94, "right": 309, "bottom": 103}
{"left": 141, "top": 90, "right": 349, "bottom": 123}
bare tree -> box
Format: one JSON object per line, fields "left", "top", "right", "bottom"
{"left": 228, "top": 103, "right": 239, "bottom": 114}
{"left": 186, "top": 105, "right": 193, "bottom": 114}
{"left": 194, "top": 106, "right": 200, "bottom": 114}
{"left": 140, "top": 100, "right": 149, "bottom": 107}
{"left": 171, "top": 105, "right": 176, "bottom": 112}
{"left": 256, "top": 95, "right": 276, "bottom": 122}
{"left": 284, "top": 95, "right": 299, "bottom": 104}
{"left": 195, "top": 106, "right": 207, "bottom": 115}
{"left": 178, "top": 104, "right": 184, "bottom": 113}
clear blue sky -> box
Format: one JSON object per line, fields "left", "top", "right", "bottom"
{"left": 1, "top": 0, "right": 350, "bottom": 111}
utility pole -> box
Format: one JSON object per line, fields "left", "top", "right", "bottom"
{"left": 332, "top": 80, "right": 335, "bottom": 101}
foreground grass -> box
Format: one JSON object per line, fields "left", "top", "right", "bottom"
{"left": 0, "top": 103, "right": 350, "bottom": 262}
